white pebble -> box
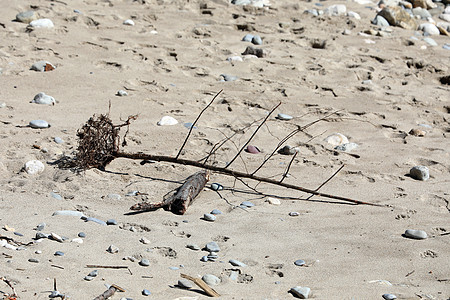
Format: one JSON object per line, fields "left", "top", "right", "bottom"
{"left": 157, "top": 116, "right": 178, "bottom": 126}
{"left": 419, "top": 23, "right": 440, "bottom": 35}
{"left": 123, "top": 19, "right": 135, "bottom": 26}
{"left": 24, "top": 160, "right": 45, "bottom": 175}
{"left": 29, "top": 18, "right": 54, "bottom": 28}
{"left": 71, "top": 238, "right": 83, "bottom": 244}
{"left": 347, "top": 11, "right": 361, "bottom": 19}
{"left": 32, "top": 92, "right": 55, "bottom": 105}
{"left": 290, "top": 286, "right": 311, "bottom": 299}
{"left": 202, "top": 274, "right": 220, "bottom": 286}
{"left": 324, "top": 133, "right": 349, "bottom": 146}
{"left": 117, "top": 90, "right": 128, "bottom": 96}
{"left": 266, "top": 197, "right": 281, "bottom": 205}
{"left": 227, "top": 56, "right": 243, "bottom": 62}
{"left": 29, "top": 119, "right": 50, "bottom": 129}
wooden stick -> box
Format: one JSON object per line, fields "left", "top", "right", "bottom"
{"left": 93, "top": 284, "right": 125, "bottom": 300}
{"left": 0, "top": 277, "right": 17, "bottom": 298}
{"left": 86, "top": 265, "right": 129, "bottom": 269}
{"left": 180, "top": 273, "right": 220, "bottom": 297}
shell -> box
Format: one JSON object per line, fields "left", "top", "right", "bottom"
{"left": 157, "top": 116, "right": 178, "bottom": 126}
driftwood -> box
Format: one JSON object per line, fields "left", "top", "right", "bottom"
{"left": 93, "top": 284, "right": 125, "bottom": 300}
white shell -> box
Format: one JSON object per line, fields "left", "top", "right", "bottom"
{"left": 29, "top": 18, "right": 54, "bottom": 28}
{"left": 123, "top": 19, "right": 135, "bottom": 26}
{"left": 24, "top": 160, "right": 45, "bottom": 175}
{"left": 324, "top": 133, "right": 349, "bottom": 146}
{"left": 32, "top": 92, "right": 55, "bottom": 105}
{"left": 157, "top": 116, "right": 178, "bottom": 126}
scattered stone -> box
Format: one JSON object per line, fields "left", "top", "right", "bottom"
{"left": 412, "top": 7, "right": 431, "bottom": 19}
{"left": 205, "top": 241, "right": 220, "bottom": 252}
{"left": 53, "top": 210, "right": 84, "bottom": 217}
{"left": 201, "top": 255, "right": 208, "bottom": 262}
{"left": 242, "top": 46, "right": 265, "bottom": 58}
{"left": 229, "top": 259, "right": 247, "bottom": 267}
{"left": 177, "top": 279, "right": 193, "bottom": 289}
{"left": 241, "top": 201, "right": 255, "bottom": 207}
{"left": 220, "top": 74, "right": 238, "bottom": 82}
{"left": 347, "top": 11, "right": 361, "bottom": 19}
{"left": 290, "top": 286, "right": 311, "bottom": 299}
{"left": 54, "top": 137, "right": 64, "bottom": 144}
{"left": 14, "top": 232, "right": 23, "bottom": 237}
{"left": 294, "top": 259, "right": 306, "bottom": 266}
{"left": 85, "top": 217, "right": 107, "bottom": 226}
{"left": 123, "top": 19, "right": 135, "bottom": 26}
{"left": 227, "top": 56, "right": 243, "bottom": 62}
{"left": 71, "top": 238, "right": 83, "bottom": 244}
{"left": 107, "top": 194, "right": 121, "bottom": 200}
{"left": 324, "top": 4, "right": 347, "bottom": 16}
{"left": 157, "top": 116, "right": 178, "bottom": 126}
{"left": 29, "top": 119, "right": 50, "bottom": 129}
{"left": 324, "top": 133, "right": 349, "bottom": 146}
{"left": 289, "top": 212, "right": 300, "bottom": 216}
{"left": 404, "top": 229, "right": 428, "bottom": 239}
{"left": 252, "top": 35, "right": 262, "bottom": 45}
{"left": 207, "top": 252, "right": 218, "bottom": 261}
{"left": 32, "top": 92, "right": 56, "bottom": 105}
{"left": 140, "top": 258, "right": 150, "bottom": 266}
{"left": 88, "top": 270, "right": 98, "bottom": 277}
{"left": 36, "top": 223, "right": 46, "bottom": 231}
{"left": 334, "top": 142, "right": 358, "bottom": 152}
{"left": 16, "top": 11, "right": 39, "bottom": 23}
{"left": 169, "top": 266, "right": 179, "bottom": 270}
{"left": 246, "top": 145, "right": 260, "bottom": 154}
{"left": 29, "top": 18, "right": 55, "bottom": 29}
{"left": 409, "top": 128, "right": 426, "bottom": 136}
{"left": 24, "top": 160, "right": 45, "bottom": 175}
{"left": 266, "top": 197, "right": 281, "bottom": 205}
{"left": 202, "top": 274, "right": 220, "bottom": 286}
{"left": 28, "top": 258, "right": 39, "bottom": 263}
{"left": 278, "top": 145, "right": 298, "bottom": 155}
{"left": 107, "top": 219, "right": 118, "bottom": 225}
{"left": 35, "top": 250, "right": 42, "bottom": 254}
{"left": 383, "top": 294, "right": 397, "bottom": 300}
{"left": 419, "top": 23, "right": 440, "bottom": 35}
{"left": 140, "top": 237, "right": 151, "bottom": 244}
{"left": 242, "top": 34, "right": 254, "bottom": 42}
{"left": 211, "top": 183, "right": 223, "bottom": 191}
{"left": 372, "top": 15, "right": 390, "bottom": 27}
{"left": 30, "top": 61, "right": 56, "bottom": 72}
{"left": 117, "top": 90, "right": 128, "bottom": 96}
{"left": 276, "top": 113, "right": 293, "bottom": 120}
{"left": 186, "top": 244, "right": 200, "bottom": 251}
{"left": 142, "top": 289, "right": 151, "bottom": 296}
{"left": 107, "top": 245, "right": 119, "bottom": 253}
{"left": 423, "top": 37, "right": 438, "bottom": 47}
{"left": 54, "top": 251, "right": 64, "bottom": 256}
{"left": 410, "top": 166, "right": 429, "bottom": 181}
{"left": 36, "top": 232, "right": 49, "bottom": 239}
{"left": 229, "top": 270, "right": 239, "bottom": 281}
{"left": 84, "top": 275, "right": 94, "bottom": 281}
{"left": 78, "top": 232, "right": 86, "bottom": 238}
{"left": 210, "top": 209, "right": 222, "bottom": 215}
{"left": 203, "top": 213, "right": 216, "bottom": 222}
{"left": 377, "top": 6, "right": 417, "bottom": 29}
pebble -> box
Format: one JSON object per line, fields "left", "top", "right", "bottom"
{"left": 207, "top": 252, "right": 218, "bottom": 261}
{"left": 419, "top": 23, "right": 440, "bottom": 35}
{"left": 125, "top": 190, "right": 139, "bottom": 196}
{"left": 117, "top": 90, "right": 128, "bottom": 96}
{"left": 186, "top": 244, "right": 200, "bottom": 251}
{"left": 28, "top": 258, "right": 39, "bottom": 263}
{"left": 242, "top": 34, "right": 254, "bottom": 42}
{"left": 409, "top": 166, "right": 429, "bottom": 181}
{"left": 276, "top": 113, "right": 293, "bottom": 120}
{"left": 202, "top": 274, "right": 220, "bottom": 286}
{"left": 294, "top": 259, "right": 306, "bottom": 266}
{"left": 242, "top": 46, "right": 265, "bottom": 58}
{"left": 140, "top": 258, "right": 150, "bottom": 266}
{"left": 252, "top": 35, "right": 262, "bottom": 45}
{"left": 54, "top": 137, "right": 64, "bottom": 144}
{"left": 16, "top": 11, "right": 39, "bottom": 23}
{"left": 71, "top": 238, "right": 83, "bottom": 244}
{"left": 201, "top": 255, "right": 209, "bottom": 262}
{"left": 443, "top": 43, "right": 450, "bottom": 50}
{"left": 140, "top": 237, "right": 151, "bottom": 244}
{"left": 183, "top": 122, "right": 196, "bottom": 129}
{"left": 219, "top": 74, "right": 238, "bottom": 82}
{"left": 107, "top": 219, "right": 118, "bottom": 225}
{"left": 29, "top": 18, "right": 54, "bottom": 29}
{"left": 266, "top": 197, "right": 281, "bottom": 205}
{"left": 169, "top": 266, "right": 179, "bottom": 270}
{"left": 29, "top": 119, "right": 50, "bottom": 129}
{"left": 36, "top": 232, "right": 49, "bottom": 239}
{"left": 30, "top": 61, "right": 56, "bottom": 72}
{"left": 404, "top": 229, "right": 428, "bottom": 239}
{"left": 290, "top": 286, "right": 311, "bottom": 299}
{"left": 24, "top": 160, "right": 45, "bottom": 175}
{"left": 107, "top": 194, "right": 121, "bottom": 200}
{"left": 226, "top": 56, "right": 243, "bottom": 62}
{"left": 241, "top": 201, "right": 255, "bottom": 207}
{"left": 334, "top": 142, "right": 358, "bottom": 152}
{"left": 78, "top": 232, "right": 86, "bottom": 238}
{"left": 372, "top": 15, "right": 390, "bottom": 27}
{"left": 177, "top": 279, "right": 193, "bottom": 289}
{"left": 123, "top": 19, "right": 135, "bottom": 26}
{"left": 157, "top": 116, "right": 178, "bottom": 126}
{"left": 229, "top": 259, "right": 247, "bottom": 267}
{"left": 324, "top": 4, "right": 347, "bottom": 16}
{"left": 347, "top": 11, "right": 361, "bottom": 19}
{"left": 229, "top": 270, "right": 239, "bottom": 281}
{"left": 36, "top": 223, "right": 46, "bottom": 231}
{"left": 50, "top": 233, "right": 64, "bottom": 243}
{"left": 84, "top": 275, "right": 95, "bottom": 281}
{"left": 324, "top": 133, "right": 349, "bottom": 146}
{"left": 203, "top": 213, "right": 216, "bottom": 221}
{"left": 211, "top": 183, "right": 223, "bottom": 191}
{"left": 54, "top": 251, "right": 65, "bottom": 256}
{"left": 246, "top": 145, "right": 260, "bottom": 154}
{"left": 210, "top": 209, "right": 222, "bottom": 215}
{"left": 409, "top": 128, "right": 426, "bottom": 136}
{"left": 205, "top": 241, "right": 220, "bottom": 252}
{"left": 35, "top": 250, "right": 42, "bottom": 254}
{"left": 142, "top": 289, "right": 151, "bottom": 296}
{"left": 85, "top": 217, "right": 107, "bottom": 226}
{"left": 107, "top": 245, "right": 119, "bottom": 253}
{"left": 53, "top": 210, "right": 84, "bottom": 217}
{"left": 423, "top": 37, "right": 437, "bottom": 47}
{"left": 382, "top": 294, "right": 397, "bottom": 300}
{"left": 278, "top": 145, "right": 298, "bottom": 155}
{"left": 289, "top": 212, "right": 300, "bottom": 216}
{"left": 14, "top": 232, "right": 23, "bottom": 236}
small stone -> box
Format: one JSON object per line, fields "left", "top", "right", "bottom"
{"left": 241, "top": 201, "right": 255, "bottom": 207}
{"left": 266, "top": 197, "right": 281, "bottom": 205}
{"left": 123, "top": 19, "right": 135, "bottom": 26}
{"left": 50, "top": 232, "right": 64, "bottom": 243}
{"left": 200, "top": 256, "right": 208, "bottom": 262}
{"left": 205, "top": 241, "right": 220, "bottom": 252}
{"left": 372, "top": 15, "right": 390, "bottom": 27}
{"left": 35, "top": 250, "right": 42, "bottom": 254}
{"left": 382, "top": 294, "right": 397, "bottom": 300}
{"left": 404, "top": 229, "right": 428, "bottom": 239}
{"left": 169, "top": 266, "right": 179, "bottom": 270}
{"left": 107, "top": 194, "right": 121, "bottom": 200}
{"left": 242, "top": 46, "right": 265, "bottom": 58}
{"left": 36, "top": 223, "right": 46, "bottom": 231}
{"left": 294, "top": 259, "right": 306, "bottom": 266}
{"left": 423, "top": 37, "right": 438, "bottom": 47}
{"left": 28, "top": 258, "right": 39, "bottom": 263}
{"left": 53, "top": 210, "right": 84, "bottom": 217}
{"left": 202, "top": 274, "right": 220, "bottom": 286}
{"left": 210, "top": 183, "right": 223, "bottom": 191}
{"left": 252, "top": 35, "right": 262, "bottom": 45}
{"left": 107, "top": 219, "right": 118, "bottom": 225}
{"left": 14, "top": 232, "right": 23, "bottom": 236}
{"left": 347, "top": 11, "right": 361, "bottom": 19}
{"left": 410, "top": 166, "right": 429, "bottom": 181}
{"left": 177, "top": 279, "right": 193, "bottom": 289}
{"left": 324, "top": 133, "right": 349, "bottom": 146}
{"left": 324, "top": 4, "right": 347, "bottom": 16}
{"left": 50, "top": 192, "right": 62, "bottom": 200}
{"left": 378, "top": 6, "right": 417, "bottom": 30}
{"left": 242, "top": 34, "right": 254, "bottom": 42}
{"left": 210, "top": 209, "right": 222, "bottom": 215}
{"left": 139, "top": 258, "right": 150, "bottom": 266}
{"left": 203, "top": 213, "right": 216, "bottom": 222}
{"left": 186, "top": 244, "right": 200, "bottom": 251}
{"left": 419, "top": 23, "right": 440, "bottom": 35}
{"left": 78, "top": 232, "right": 86, "bottom": 238}
{"left": 117, "top": 90, "right": 128, "bottom": 96}
{"left": 229, "top": 270, "right": 239, "bottom": 281}
{"left": 140, "top": 237, "right": 151, "bottom": 244}
{"left": 409, "top": 128, "right": 426, "bottom": 136}
{"left": 227, "top": 56, "right": 243, "bottom": 62}
{"left": 278, "top": 145, "right": 298, "bottom": 155}
{"left": 289, "top": 212, "right": 300, "bottom": 216}
{"left": 290, "top": 286, "right": 311, "bottom": 299}
{"left": 207, "top": 252, "right": 219, "bottom": 261}
{"left": 276, "top": 113, "right": 293, "bottom": 120}
{"left": 183, "top": 122, "right": 196, "bottom": 129}
{"left": 245, "top": 145, "right": 260, "bottom": 154}
{"left": 107, "top": 245, "right": 119, "bottom": 253}
{"left": 142, "top": 289, "right": 151, "bottom": 296}
{"left": 29, "top": 119, "right": 50, "bottom": 129}
{"left": 84, "top": 275, "right": 94, "bottom": 281}
{"left": 219, "top": 74, "right": 238, "bottom": 82}
{"left": 54, "top": 251, "right": 64, "bottom": 256}
{"left": 334, "top": 142, "right": 358, "bottom": 152}
{"left": 16, "top": 11, "right": 39, "bottom": 23}
{"left": 157, "top": 116, "right": 178, "bottom": 126}
{"left": 24, "top": 160, "right": 45, "bottom": 175}
{"left": 71, "top": 238, "right": 83, "bottom": 244}
{"left": 29, "top": 18, "right": 54, "bottom": 29}
{"left": 229, "top": 259, "right": 247, "bottom": 267}
{"left": 36, "top": 232, "right": 49, "bottom": 239}
{"left": 54, "top": 137, "right": 64, "bottom": 144}
{"left": 30, "top": 61, "right": 55, "bottom": 72}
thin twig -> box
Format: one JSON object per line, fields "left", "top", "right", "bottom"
{"left": 86, "top": 265, "right": 129, "bottom": 269}
{"left": 176, "top": 90, "right": 223, "bottom": 159}
{"left": 305, "top": 164, "right": 346, "bottom": 201}
{"left": 1, "top": 277, "right": 17, "bottom": 298}
{"left": 225, "top": 102, "right": 281, "bottom": 169}
{"left": 279, "top": 151, "right": 298, "bottom": 183}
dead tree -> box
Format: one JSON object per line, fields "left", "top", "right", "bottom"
{"left": 70, "top": 90, "right": 382, "bottom": 213}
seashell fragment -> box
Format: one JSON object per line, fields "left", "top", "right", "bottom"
{"left": 157, "top": 116, "right": 178, "bottom": 126}
{"left": 324, "top": 133, "right": 349, "bottom": 146}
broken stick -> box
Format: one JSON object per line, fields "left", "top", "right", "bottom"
{"left": 180, "top": 273, "right": 220, "bottom": 297}
{"left": 93, "top": 284, "right": 125, "bottom": 300}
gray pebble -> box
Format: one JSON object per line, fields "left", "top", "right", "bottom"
{"left": 125, "top": 190, "right": 139, "bottom": 196}
{"left": 229, "top": 259, "right": 247, "bottom": 267}
{"left": 49, "top": 291, "right": 65, "bottom": 298}
{"left": 202, "top": 274, "right": 220, "bottom": 286}
{"left": 84, "top": 275, "right": 94, "bottom": 281}
{"left": 14, "top": 232, "right": 23, "bottom": 236}
{"left": 211, "top": 183, "right": 223, "bottom": 191}
{"left": 88, "top": 270, "right": 98, "bottom": 277}
{"left": 107, "top": 194, "right": 121, "bottom": 200}
{"left": 169, "top": 266, "right": 179, "bottom": 270}
{"left": 186, "top": 244, "right": 200, "bottom": 251}
{"left": 290, "top": 286, "right": 311, "bottom": 299}
{"left": 177, "top": 279, "right": 193, "bottom": 289}
{"left": 32, "top": 92, "right": 56, "bottom": 105}
{"left": 200, "top": 255, "right": 209, "bottom": 262}
{"left": 54, "top": 251, "right": 64, "bottom": 256}
{"left": 372, "top": 15, "right": 389, "bottom": 28}
{"left": 219, "top": 74, "right": 238, "bottom": 82}
{"left": 251, "top": 35, "right": 262, "bottom": 45}
{"left": 278, "top": 145, "right": 297, "bottom": 155}
{"left": 140, "top": 258, "right": 150, "bottom": 266}
{"left": 107, "top": 219, "right": 118, "bottom": 225}
{"left": 78, "top": 232, "right": 86, "bottom": 238}
{"left": 289, "top": 212, "right": 300, "bottom": 216}
{"left": 50, "top": 232, "right": 64, "bottom": 242}
{"left": 203, "top": 213, "right": 216, "bottom": 222}
{"left": 107, "top": 245, "right": 119, "bottom": 253}
{"left": 28, "top": 258, "right": 39, "bottom": 263}
{"left": 54, "top": 137, "right": 64, "bottom": 144}
{"left": 50, "top": 192, "right": 62, "bottom": 200}
{"left": 85, "top": 217, "right": 107, "bottom": 226}
{"left": 277, "top": 113, "right": 293, "bottom": 120}
{"left": 29, "top": 119, "right": 50, "bottom": 129}
{"left": 241, "top": 201, "right": 255, "bottom": 207}
{"left": 410, "top": 166, "right": 429, "bottom": 181}
{"left": 242, "top": 46, "right": 264, "bottom": 58}
{"left": 404, "top": 229, "right": 428, "bottom": 240}
{"left": 210, "top": 209, "right": 222, "bottom": 215}
{"left": 36, "top": 222, "right": 46, "bottom": 231}
{"left": 294, "top": 259, "right": 306, "bottom": 266}
{"left": 229, "top": 270, "right": 239, "bottom": 281}
{"left": 382, "top": 294, "right": 397, "bottom": 300}
{"left": 35, "top": 250, "right": 42, "bottom": 254}
{"left": 36, "top": 232, "right": 49, "bottom": 239}
{"left": 207, "top": 252, "right": 219, "bottom": 261}
{"left": 423, "top": 37, "right": 438, "bottom": 47}
{"left": 117, "top": 90, "right": 128, "bottom": 96}
{"left": 142, "top": 289, "right": 151, "bottom": 296}
{"left": 334, "top": 142, "right": 358, "bottom": 152}
{"left": 52, "top": 210, "right": 84, "bottom": 217}
{"left": 205, "top": 241, "right": 220, "bottom": 252}
{"left": 242, "top": 34, "right": 254, "bottom": 42}
{"left": 16, "top": 11, "right": 39, "bottom": 23}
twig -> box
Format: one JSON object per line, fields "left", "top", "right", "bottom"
{"left": 51, "top": 264, "right": 65, "bottom": 270}
{"left": 86, "top": 265, "right": 129, "bottom": 269}
{"left": 176, "top": 90, "right": 222, "bottom": 159}
{"left": 93, "top": 284, "right": 125, "bottom": 300}
{"left": 0, "top": 277, "right": 17, "bottom": 298}
{"left": 279, "top": 151, "right": 298, "bottom": 183}
{"left": 225, "top": 102, "right": 281, "bottom": 169}
{"left": 180, "top": 273, "right": 220, "bottom": 297}
{"left": 305, "top": 164, "right": 346, "bottom": 201}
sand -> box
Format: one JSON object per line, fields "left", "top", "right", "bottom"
{"left": 0, "top": 0, "right": 449, "bottom": 299}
